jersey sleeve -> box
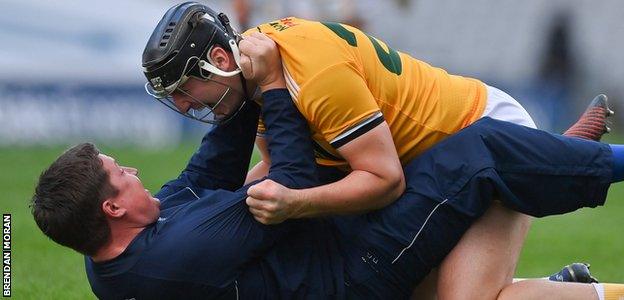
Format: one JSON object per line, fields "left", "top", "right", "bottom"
{"left": 296, "top": 63, "right": 384, "bottom": 149}
{"left": 155, "top": 103, "right": 259, "bottom": 200}
{"left": 261, "top": 89, "right": 318, "bottom": 189}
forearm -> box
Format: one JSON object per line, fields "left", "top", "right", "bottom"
{"left": 245, "top": 160, "right": 270, "bottom": 184}
{"left": 291, "top": 169, "right": 405, "bottom": 218}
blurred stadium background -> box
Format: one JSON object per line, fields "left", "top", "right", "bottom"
{"left": 1, "top": 0, "right": 623, "bottom": 298}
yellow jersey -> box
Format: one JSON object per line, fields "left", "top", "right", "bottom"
{"left": 247, "top": 18, "right": 487, "bottom": 167}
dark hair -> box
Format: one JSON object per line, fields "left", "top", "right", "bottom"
{"left": 31, "top": 143, "right": 119, "bottom": 256}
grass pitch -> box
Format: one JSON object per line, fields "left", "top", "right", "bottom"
{"left": 2, "top": 142, "right": 623, "bottom": 299}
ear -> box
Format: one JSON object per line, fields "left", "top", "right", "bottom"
{"left": 209, "top": 46, "right": 235, "bottom": 71}
{"left": 102, "top": 198, "right": 126, "bottom": 219}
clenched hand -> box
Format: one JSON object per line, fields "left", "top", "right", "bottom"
{"left": 239, "top": 32, "right": 286, "bottom": 92}
{"left": 246, "top": 179, "right": 305, "bottom": 224}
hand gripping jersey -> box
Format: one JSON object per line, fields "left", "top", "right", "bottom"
{"left": 248, "top": 18, "right": 487, "bottom": 167}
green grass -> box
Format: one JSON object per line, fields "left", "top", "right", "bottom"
{"left": 2, "top": 143, "right": 623, "bottom": 298}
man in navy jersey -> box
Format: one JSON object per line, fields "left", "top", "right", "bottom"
{"left": 32, "top": 88, "right": 344, "bottom": 298}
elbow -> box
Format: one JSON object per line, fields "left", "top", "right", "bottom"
{"left": 387, "top": 169, "right": 406, "bottom": 203}
{"left": 375, "top": 168, "right": 405, "bottom": 208}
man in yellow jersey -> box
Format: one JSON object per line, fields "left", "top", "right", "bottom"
{"left": 142, "top": 3, "right": 613, "bottom": 299}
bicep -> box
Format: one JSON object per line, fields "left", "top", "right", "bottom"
{"left": 301, "top": 65, "right": 402, "bottom": 179}
{"left": 336, "top": 121, "right": 403, "bottom": 182}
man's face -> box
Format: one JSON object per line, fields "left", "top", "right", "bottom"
{"left": 98, "top": 154, "right": 160, "bottom": 225}
{"left": 171, "top": 76, "right": 245, "bottom": 121}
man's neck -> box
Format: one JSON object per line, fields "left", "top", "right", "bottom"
{"left": 91, "top": 226, "right": 145, "bottom": 263}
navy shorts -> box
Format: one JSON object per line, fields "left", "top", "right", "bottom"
{"left": 320, "top": 118, "right": 613, "bottom": 299}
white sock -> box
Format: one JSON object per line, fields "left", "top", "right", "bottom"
{"left": 592, "top": 283, "right": 605, "bottom": 300}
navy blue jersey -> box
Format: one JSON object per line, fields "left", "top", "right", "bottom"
{"left": 85, "top": 91, "right": 344, "bottom": 299}
{"left": 86, "top": 188, "right": 341, "bottom": 299}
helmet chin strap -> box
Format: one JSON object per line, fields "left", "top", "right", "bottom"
{"left": 201, "top": 38, "right": 253, "bottom": 102}
{"left": 229, "top": 39, "right": 243, "bottom": 70}
{"left": 201, "top": 39, "right": 243, "bottom": 77}
{"left": 199, "top": 59, "right": 241, "bottom": 77}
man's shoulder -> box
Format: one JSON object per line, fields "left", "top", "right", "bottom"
{"left": 248, "top": 18, "right": 359, "bottom": 89}
{"left": 84, "top": 189, "right": 250, "bottom": 294}
{"left": 157, "top": 187, "right": 246, "bottom": 223}
{"left": 245, "top": 17, "right": 316, "bottom": 35}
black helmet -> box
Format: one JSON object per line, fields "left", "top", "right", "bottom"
{"left": 142, "top": 2, "right": 247, "bottom": 124}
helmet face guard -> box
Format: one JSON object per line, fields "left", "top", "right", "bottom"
{"left": 142, "top": 2, "right": 246, "bottom": 124}
{"left": 143, "top": 74, "right": 247, "bottom": 125}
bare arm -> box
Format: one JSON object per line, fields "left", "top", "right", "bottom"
{"left": 247, "top": 121, "right": 406, "bottom": 223}
{"left": 245, "top": 136, "right": 270, "bottom": 184}
{"left": 293, "top": 122, "right": 405, "bottom": 217}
